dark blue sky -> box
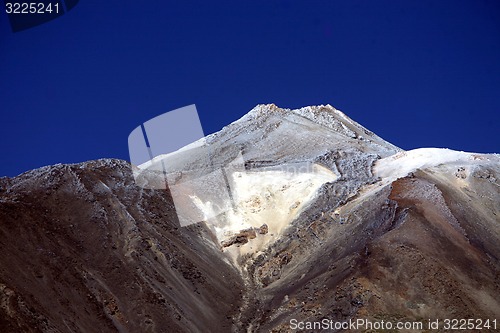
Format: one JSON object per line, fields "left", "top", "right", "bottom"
{"left": 1, "top": 0, "right": 499, "bottom": 177}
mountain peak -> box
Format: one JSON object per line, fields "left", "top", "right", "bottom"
{"left": 1, "top": 104, "right": 499, "bottom": 332}
{"left": 134, "top": 104, "right": 403, "bottom": 259}
{"left": 224, "top": 104, "right": 401, "bottom": 155}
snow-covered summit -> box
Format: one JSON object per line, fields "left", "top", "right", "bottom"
{"left": 140, "top": 104, "right": 401, "bottom": 177}
{"left": 134, "top": 104, "right": 403, "bottom": 259}
{"left": 207, "top": 104, "right": 401, "bottom": 156}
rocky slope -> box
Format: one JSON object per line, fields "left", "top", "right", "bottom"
{"left": 0, "top": 104, "right": 499, "bottom": 332}
{"left": 0, "top": 161, "right": 243, "bottom": 332}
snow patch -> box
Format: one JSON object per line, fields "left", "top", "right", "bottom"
{"left": 189, "top": 163, "right": 338, "bottom": 257}
{"left": 374, "top": 148, "right": 477, "bottom": 184}
{"left": 138, "top": 137, "right": 207, "bottom": 170}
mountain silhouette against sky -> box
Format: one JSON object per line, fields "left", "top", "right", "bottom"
{"left": 1, "top": 104, "right": 498, "bottom": 332}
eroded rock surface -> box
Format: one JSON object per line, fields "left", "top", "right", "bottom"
{"left": 0, "top": 160, "right": 243, "bottom": 333}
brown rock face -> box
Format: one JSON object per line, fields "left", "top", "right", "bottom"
{"left": 0, "top": 160, "right": 243, "bottom": 333}
{"left": 241, "top": 163, "right": 500, "bottom": 332}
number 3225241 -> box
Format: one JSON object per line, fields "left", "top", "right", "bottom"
{"left": 6, "top": 2, "right": 60, "bottom": 14}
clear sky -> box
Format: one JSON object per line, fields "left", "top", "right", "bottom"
{"left": 1, "top": 0, "right": 499, "bottom": 177}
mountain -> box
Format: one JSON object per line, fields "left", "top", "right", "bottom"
{"left": 1, "top": 104, "right": 499, "bottom": 332}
